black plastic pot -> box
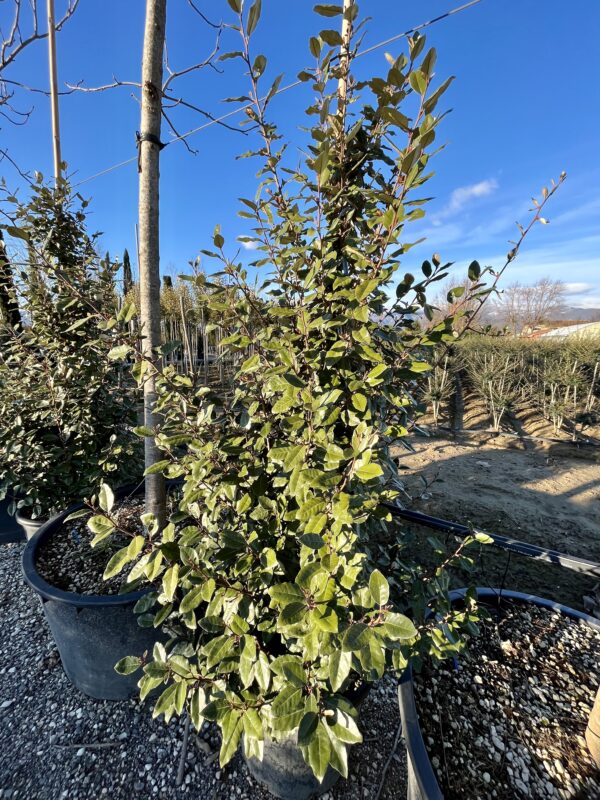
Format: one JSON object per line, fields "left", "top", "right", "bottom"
{"left": 398, "top": 588, "right": 600, "bottom": 800}
{"left": 21, "top": 484, "right": 159, "bottom": 701}
{"left": 244, "top": 682, "right": 371, "bottom": 799}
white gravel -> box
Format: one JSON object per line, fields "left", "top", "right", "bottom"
{"left": 0, "top": 543, "right": 407, "bottom": 800}
{"left": 414, "top": 601, "right": 600, "bottom": 799}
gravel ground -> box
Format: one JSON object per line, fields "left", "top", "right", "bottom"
{"left": 0, "top": 543, "right": 407, "bottom": 800}
{"left": 35, "top": 499, "right": 146, "bottom": 595}
{"left": 414, "top": 602, "right": 600, "bottom": 799}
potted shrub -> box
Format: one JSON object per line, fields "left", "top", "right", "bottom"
{"left": 91, "top": 3, "right": 496, "bottom": 793}
{"left": 1, "top": 177, "right": 158, "bottom": 700}
{"left": 0, "top": 176, "right": 141, "bottom": 534}
{"left": 398, "top": 588, "right": 600, "bottom": 800}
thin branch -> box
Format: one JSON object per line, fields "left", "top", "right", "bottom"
{"left": 2, "top": 76, "right": 83, "bottom": 96}
{"left": 162, "top": 26, "right": 223, "bottom": 93}
{"left": 161, "top": 92, "right": 248, "bottom": 135}
{"left": 65, "top": 76, "right": 141, "bottom": 93}
{"left": 0, "top": 147, "right": 34, "bottom": 186}
{"left": 161, "top": 108, "right": 198, "bottom": 155}
{"left": 186, "top": 0, "right": 221, "bottom": 29}
{"left": 0, "top": 0, "right": 80, "bottom": 72}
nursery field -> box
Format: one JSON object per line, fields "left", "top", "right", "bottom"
{"left": 423, "top": 337, "right": 600, "bottom": 442}
{"left": 396, "top": 434, "right": 600, "bottom": 612}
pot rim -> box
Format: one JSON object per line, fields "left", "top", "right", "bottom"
{"left": 21, "top": 479, "right": 179, "bottom": 607}
{"left": 398, "top": 587, "right": 600, "bottom": 800}
{"left": 15, "top": 508, "right": 46, "bottom": 525}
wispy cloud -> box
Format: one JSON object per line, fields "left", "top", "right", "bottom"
{"left": 564, "top": 282, "right": 594, "bottom": 295}
{"left": 446, "top": 178, "right": 499, "bottom": 214}
{"left": 430, "top": 178, "right": 499, "bottom": 226}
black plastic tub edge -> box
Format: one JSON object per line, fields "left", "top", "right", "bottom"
{"left": 21, "top": 481, "right": 174, "bottom": 701}
{"left": 397, "top": 588, "right": 600, "bottom": 800}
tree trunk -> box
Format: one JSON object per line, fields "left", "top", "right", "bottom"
{"left": 587, "top": 686, "right": 600, "bottom": 767}
{"left": 0, "top": 231, "right": 21, "bottom": 329}
{"left": 138, "top": 0, "right": 167, "bottom": 524}
{"left": 46, "top": 0, "right": 62, "bottom": 186}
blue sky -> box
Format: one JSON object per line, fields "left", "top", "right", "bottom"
{"left": 2, "top": 0, "right": 600, "bottom": 308}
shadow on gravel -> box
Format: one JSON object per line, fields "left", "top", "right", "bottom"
{"left": 0, "top": 498, "right": 23, "bottom": 545}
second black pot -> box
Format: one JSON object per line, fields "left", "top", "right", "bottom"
{"left": 21, "top": 484, "right": 159, "bottom": 701}
{"left": 397, "top": 588, "right": 600, "bottom": 800}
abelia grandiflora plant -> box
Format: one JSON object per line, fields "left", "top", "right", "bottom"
{"left": 93, "top": 1, "right": 490, "bottom": 782}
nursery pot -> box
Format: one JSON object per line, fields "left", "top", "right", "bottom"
{"left": 21, "top": 484, "right": 159, "bottom": 701}
{"left": 397, "top": 588, "right": 600, "bottom": 800}
{"left": 15, "top": 509, "right": 45, "bottom": 541}
{"left": 244, "top": 683, "right": 370, "bottom": 800}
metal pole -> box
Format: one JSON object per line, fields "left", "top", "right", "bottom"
{"left": 47, "top": 0, "right": 62, "bottom": 186}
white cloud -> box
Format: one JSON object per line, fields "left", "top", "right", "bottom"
{"left": 564, "top": 282, "right": 593, "bottom": 295}
{"left": 446, "top": 178, "right": 499, "bottom": 214}
{"left": 238, "top": 238, "right": 258, "bottom": 251}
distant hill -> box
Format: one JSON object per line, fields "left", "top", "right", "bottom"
{"left": 552, "top": 307, "right": 600, "bottom": 322}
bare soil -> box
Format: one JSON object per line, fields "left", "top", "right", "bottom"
{"left": 394, "top": 435, "right": 600, "bottom": 611}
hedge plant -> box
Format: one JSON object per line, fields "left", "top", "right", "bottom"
{"left": 0, "top": 177, "right": 141, "bottom": 519}
{"left": 93, "top": 1, "right": 490, "bottom": 782}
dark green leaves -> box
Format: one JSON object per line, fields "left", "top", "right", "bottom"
{"left": 314, "top": 4, "right": 343, "bottom": 16}
{"left": 247, "top": 0, "right": 262, "bottom": 35}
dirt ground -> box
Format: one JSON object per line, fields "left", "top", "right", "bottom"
{"left": 393, "top": 434, "right": 600, "bottom": 611}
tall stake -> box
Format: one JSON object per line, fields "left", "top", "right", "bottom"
{"left": 46, "top": 0, "right": 62, "bottom": 186}
{"left": 337, "top": 0, "right": 354, "bottom": 119}
{"left": 138, "top": 0, "right": 167, "bottom": 523}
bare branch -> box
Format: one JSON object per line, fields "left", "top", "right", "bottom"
{"left": 161, "top": 108, "right": 198, "bottom": 155}
{"left": 162, "top": 26, "right": 223, "bottom": 93}
{"left": 65, "top": 76, "right": 141, "bottom": 93}
{"left": 186, "top": 0, "right": 221, "bottom": 30}
{"left": 1, "top": 0, "right": 80, "bottom": 73}
{"left": 161, "top": 91, "right": 247, "bottom": 135}
{"left": 0, "top": 146, "right": 34, "bottom": 185}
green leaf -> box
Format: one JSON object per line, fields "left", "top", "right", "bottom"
{"left": 269, "top": 582, "right": 305, "bottom": 605}
{"left": 180, "top": 584, "right": 205, "bottom": 613}
{"left": 87, "top": 514, "right": 115, "bottom": 544}
{"left": 220, "top": 710, "right": 243, "bottom": 766}
{"left": 103, "top": 546, "right": 132, "bottom": 580}
{"left": 351, "top": 393, "right": 367, "bottom": 412}
{"left": 369, "top": 569, "right": 389, "bottom": 606}
{"left": 227, "top": 0, "right": 242, "bottom": 11}
{"left": 107, "top": 344, "right": 130, "bottom": 361}
{"left": 152, "top": 683, "right": 179, "bottom": 722}
{"left": 247, "top": 0, "right": 262, "bottom": 35}
{"left": 342, "top": 623, "right": 372, "bottom": 652}
{"left": 314, "top": 4, "right": 343, "bottom": 16}
{"left": 271, "top": 685, "right": 304, "bottom": 730}
{"left": 329, "top": 650, "right": 352, "bottom": 692}
{"left": 299, "top": 533, "right": 325, "bottom": 550}
{"left": 98, "top": 483, "right": 114, "bottom": 514}
{"left": 355, "top": 463, "right": 383, "bottom": 481}
{"left": 114, "top": 656, "right": 142, "bottom": 675}
{"left": 298, "top": 711, "right": 319, "bottom": 745}
{"left": 162, "top": 564, "right": 179, "bottom": 602}
{"left": 384, "top": 612, "right": 418, "bottom": 640}
{"left": 304, "top": 721, "right": 331, "bottom": 782}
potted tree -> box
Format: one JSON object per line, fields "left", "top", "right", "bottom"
{"left": 1, "top": 177, "right": 159, "bottom": 700}
{"left": 0, "top": 176, "right": 140, "bottom": 534}
{"left": 88, "top": 2, "right": 497, "bottom": 794}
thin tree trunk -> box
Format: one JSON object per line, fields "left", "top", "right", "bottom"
{"left": 46, "top": 0, "right": 62, "bottom": 186}
{"left": 138, "top": 0, "right": 167, "bottom": 524}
